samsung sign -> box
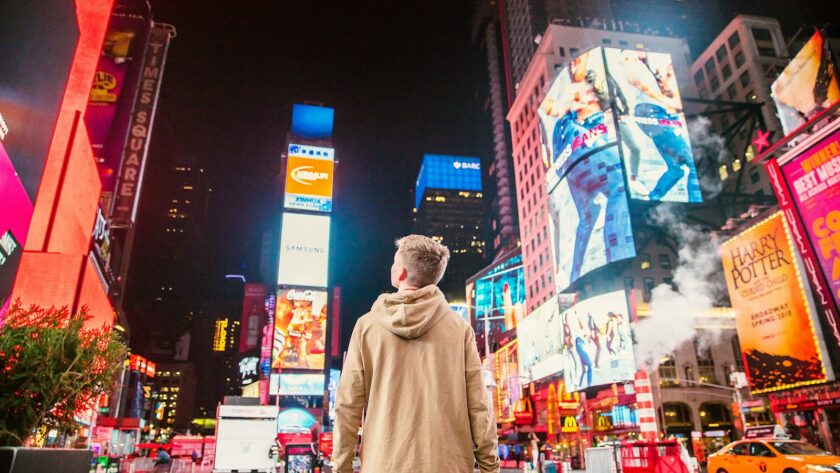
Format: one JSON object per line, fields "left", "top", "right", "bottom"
{"left": 278, "top": 213, "right": 331, "bottom": 288}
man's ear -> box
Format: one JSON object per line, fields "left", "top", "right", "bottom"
{"left": 399, "top": 267, "right": 409, "bottom": 283}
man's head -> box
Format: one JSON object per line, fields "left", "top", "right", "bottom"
{"left": 391, "top": 235, "right": 450, "bottom": 290}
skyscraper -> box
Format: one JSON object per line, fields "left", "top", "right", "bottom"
{"left": 412, "top": 154, "right": 486, "bottom": 299}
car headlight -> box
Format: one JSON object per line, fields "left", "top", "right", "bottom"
{"left": 805, "top": 465, "right": 840, "bottom": 472}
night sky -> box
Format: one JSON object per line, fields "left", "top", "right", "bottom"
{"left": 140, "top": 0, "right": 840, "bottom": 351}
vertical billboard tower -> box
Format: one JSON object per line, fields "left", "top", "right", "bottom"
{"left": 273, "top": 104, "right": 335, "bottom": 426}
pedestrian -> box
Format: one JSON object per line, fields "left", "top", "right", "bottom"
{"left": 191, "top": 450, "right": 198, "bottom": 464}
{"left": 333, "top": 235, "right": 500, "bottom": 473}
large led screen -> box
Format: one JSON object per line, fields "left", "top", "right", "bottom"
{"left": 0, "top": 143, "right": 33, "bottom": 311}
{"left": 415, "top": 154, "right": 481, "bottom": 208}
{"left": 517, "top": 297, "right": 564, "bottom": 384}
{"left": 291, "top": 104, "right": 334, "bottom": 140}
{"left": 561, "top": 291, "right": 635, "bottom": 392}
{"left": 473, "top": 253, "right": 525, "bottom": 330}
{"left": 278, "top": 373, "right": 325, "bottom": 396}
{"left": 720, "top": 212, "right": 830, "bottom": 393}
{"left": 780, "top": 128, "right": 840, "bottom": 316}
{"left": 539, "top": 48, "right": 636, "bottom": 292}
{"left": 284, "top": 144, "right": 335, "bottom": 213}
{"left": 772, "top": 32, "right": 840, "bottom": 137}
{"left": 272, "top": 289, "right": 327, "bottom": 370}
{"left": 277, "top": 213, "right": 331, "bottom": 287}
{"left": 603, "top": 48, "right": 702, "bottom": 202}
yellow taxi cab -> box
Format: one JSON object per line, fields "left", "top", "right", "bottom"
{"left": 708, "top": 438, "right": 840, "bottom": 472}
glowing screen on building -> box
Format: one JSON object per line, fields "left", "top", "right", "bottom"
{"left": 284, "top": 144, "right": 335, "bottom": 213}
{"left": 415, "top": 154, "right": 482, "bottom": 208}
{"left": 291, "top": 104, "right": 334, "bottom": 140}
{"left": 603, "top": 48, "right": 702, "bottom": 203}
{"left": 278, "top": 373, "right": 325, "bottom": 396}
{"left": 272, "top": 289, "right": 328, "bottom": 371}
{"left": 469, "top": 251, "right": 525, "bottom": 351}
{"left": 277, "top": 213, "right": 331, "bottom": 287}
{"left": 539, "top": 48, "right": 635, "bottom": 292}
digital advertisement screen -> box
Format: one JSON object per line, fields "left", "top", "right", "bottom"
{"left": 240, "top": 284, "right": 267, "bottom": 354}
{"left": 603, "top": 48, "right": 702, "bottom": 202}
{"left": 277, "top": 213, "right": 331, "bottom": 287}
{"left": 780, "top": 128, "right": 840, "bottom": 316}
{"left": 278, "top": 373, "right": 325, "bottom": 396}
{"left": 539, "top": 48, "right": 636, "bottom": 292}
{"left": 561, "top": 290, "right": 635, "bottom": 392}
{"left": 291, "top": 104, "right": 334, "bottom": 140}
{"left": 473, "top": 253, "right": 525, "bottom": 331}
{"left": 517, "top": 297, "right": 564, "bottom": 384}
{"left": 239, "top": 356, "right": 259, "bottom": 386}
{"left": 494, "top": 340, "right": 521, "bottom": 423}
{"left": 721, "top": 212, "right": 830, "bottom": 393}
{"left": 327, "top": 369, "right": 340, "bottom": 424}
{"left": 272, "top": 289, "right": 328, "bottom": 370}
{"left": 415, "top": 154, "right": 481, "bottom": 208}
{"left": 284, "top": 143, "right": 335, "bottom": 213}
{"left": 0, "top": 143, "right": 33, "bottom": 312}
{"left": 449, "top": 303, "right": 470, "bottom": 323}
{"left": 772, "top": 31, "right": 840, "bottom": 136}
{"left": 277, "top": 408, "right": 318, "bottom": 430}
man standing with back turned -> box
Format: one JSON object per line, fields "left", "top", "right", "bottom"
{"left": 333, "top": 235, "right": 500, "bottom": 473}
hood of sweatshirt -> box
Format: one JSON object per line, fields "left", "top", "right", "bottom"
{"left": 371, "top": 285, "right": 451, "bottom": 339}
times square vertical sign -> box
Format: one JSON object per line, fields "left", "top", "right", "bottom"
{"left": 111, "top": 26, "right": 172, "bottom": 226}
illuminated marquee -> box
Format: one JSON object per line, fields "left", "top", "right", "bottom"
{"left": 213, "top": 319, "right": 229, "bottom": 352}
{"left": 284, "top": 143, "right": 335, "bottom": 213}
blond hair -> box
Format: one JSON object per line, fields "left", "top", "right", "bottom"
{"left": 395, "top": 235, "right": 451, "bottom": 287}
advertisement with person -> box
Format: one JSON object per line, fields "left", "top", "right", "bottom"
{"left": 85, "top": 7, "right": 151, "bottom": 193}
{"left": 780, "top": 128, "right": 840, "bottom": 322}
{"left": 271, "top": 289, "right": 327, "bottom": 370}
{"left": 603, "top": 48, "right": 702, "bottom": 202}
{"left": 539, "top": 47, "right": 636, "bottom": 292}
{"left": 284, "top": 143, "right": 335, "bottom": 213}
{"left": 494, "top": 340, "right": 521, "bottom": 422}
{"left": 772, "top": 31, "right": 840, "bottom": 136}
{"left": 562, "top": 291, "right": 635, "bottom": 392}
{"left": 239, "top": 283, "right": 267, "bottom": 354}
{"left": 720, "top": 212, "right": 831, "bottom": 393}
{"left": 0, "top": 143, "right": 33, "bottom": 315}
{"left": 517, "top": 297, "right": 564, "bottom": 384}
{"left": 473, "top": 253, "right": 525, "bottom": 331}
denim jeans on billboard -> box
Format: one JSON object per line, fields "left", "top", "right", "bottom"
{"left": 634, "top": 102, "right": 692, "bottom": 200}
{"left": 575, "top": 336, "right": 593, "bottom": 388}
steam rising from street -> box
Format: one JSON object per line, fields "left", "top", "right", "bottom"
{"left": 687, "top": 116, "right": 730, "bottom": 197}
{"left": 633, "top": 204, "right": 726, "bottom": 370}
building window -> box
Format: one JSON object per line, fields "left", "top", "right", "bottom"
{"left": 715, "top": 45, "right": 727, "bottom": 63}
{"left": 640, "top": 254, "right": 651, "bottom": 270}
{"left": 751, "top": 27, "right": 773, "bottom": 42}
{"left": 695, "top": 340, "right": 718, "bottom": 384}
{"left": 704, "top": 57, "right": 715, "bottom": 74}
{"left": 602, "top": 38, "right": 612, "bottom": 45}
{"left": 659, "top": 254, "right": 671, "bottom": 270}
{"left": 619, "top": 40, "right": 628, "bottom": 47}
{"left": 659, "top": 357, "right": 678, "bottom": 387}
{"left": 558, "top": 46, "right": 565, "bottom": 57}
{"left": 731, "top": 335, "right": 744, "bottom": 371}
{"left": 683, "top": 364, "right": 694, "bottom": 382}
{"left": 722, "top": 63, "right": 732, "bottom": 80}
{"left": 694, "top": 69, "right": 704, "bottom": 85}
{"left": 728, "top": 31, "right": 741, "bottom": 49}
{"left": 719, "top": 164, "right": 729, "bottom": 181}
{"left": 643, "top": 277, "right": 655, "bottom": 302}
{"left": 757, "top": 46, "right": 776, "bottom": 57}
{"left": 570, "top": 48, "right": 579, "bottom": 57}
{"left": 721, "top": 114, "right": 730, "bottom": 130}
{"left": 745, "top": 90, "right": 757, "bottom": 102}
{"left": 734, "top": 50, "right": 745, "bottom": 68}
{"left": 722, "top": 363, "right": 734, "bottom": 386}
{"left": 623, "top": 277, "right": 635, "bottom": 291}
{"left": 709, "top": 75, "right": 720, "bottom": 92}
{"left": 750, "top": 168, "right": 761, "bottom": 184}
{"left": 739, "top": 70, "right": 750, "bottom": 88}
{"left": 727, "top": 82, "right": 738, "bottom": 100}
{"left": 699, "top": 88, "right": 708, "bottom": 99}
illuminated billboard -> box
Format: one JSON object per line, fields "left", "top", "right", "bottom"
{"left": 415, "top": 154, "right": 482, "bottom": 208}
{"left": 720, "top": 212, "right": 831, "bottom": 393}
{"left": 272, "top": 289, "right": 327, "bottom": 370}
{"left": 0, "top": 143, "right": 33, "bottom": 311}
{"left": 494, "top": 340, "right": 521, "bottom": 423}
{"left": 603, "top": 48, "right": 702, "bottom": 202}
{"left": 213, "top": 319, "right": 229, "bottom": 352}
{"left": 240, "top": 284, "right": 267, "bottom": 354}
{"left": 561, "top": 291, "right": 635, "bottom": 392}
{"left": 327, "top": 369, "right": 340, "bottom": 424}
{"left": 780, "top": 128, "right": 840, "bottom": 317}
{"left": 468, "top": 251, "right": 525, "bottom": 351}
{"left": 278, "top": 373, "right": 325, "bottom": 396}
{"left": 277, "top": 213, "right": 331, "bottom": 287}
{"left": 539, "top": 48, "right": 635, "bottom": 292}
{"left": 284, "top": 144, "right": 335, "bottom": 212}
{"left": 772, "top": 31, "right": 840, "bottom": 136}
{"left": 517, "top": 297, "right": 564, "bottom": 384}
{"left": 291, "top": 104, "right": 334, "bottom": 140}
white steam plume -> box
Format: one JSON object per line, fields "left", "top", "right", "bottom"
{"left": 687, "top": 116, "right": 730, "bottom": 198}
{"left": 633, "top": 204, "right": 726, "bottom": 370}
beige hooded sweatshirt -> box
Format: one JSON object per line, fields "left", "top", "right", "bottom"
{"left": 333, "top": 285, "right": 500, "bottom": 473}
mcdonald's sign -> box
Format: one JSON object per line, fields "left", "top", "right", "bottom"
{"left": 561, "top": 415, "right": 578, "bottom": 433}
{"left": 514, "top": 398, "right": 534, "bottom": 425}
{"left": 596, "top": 414, "right": 614, "bottom": 431}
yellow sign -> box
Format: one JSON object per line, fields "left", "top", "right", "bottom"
{"left": 596, "top": 415, "right": 613, "bottom": 431}
{"left": 721, "top": 212, "right": 829, "bottom": 393}
{"left": 561, "top": 416, "right": 579, "bottom": 433}
{"left": 213, "top": 319, "right": 229, "bottom": 352}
